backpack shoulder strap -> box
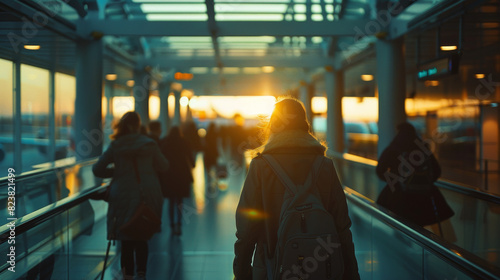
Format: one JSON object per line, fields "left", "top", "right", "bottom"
{"left": 262, "top": 154, "right": 297, "bottom": 194}
{"left": 300, "top": 156, "right": 324, "bottom": 194}
{"left": 262, "top": 154, "right": 325, "bottom": 195}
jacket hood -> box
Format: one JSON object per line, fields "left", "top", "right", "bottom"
{"left": 250, "top": 130, "right": 326, "bottom": 158}
{"left": 111, "top": 133, "right": 157, "bottom": 156}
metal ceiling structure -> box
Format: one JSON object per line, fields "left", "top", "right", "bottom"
{"left": 1, "top": 0, "right": 497, "bottom": 96}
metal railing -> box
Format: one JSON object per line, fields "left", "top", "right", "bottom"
{"left": 344, "top": 186, "right": 500, "bottom": 279}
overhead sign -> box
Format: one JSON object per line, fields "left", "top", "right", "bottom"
{"left": 174, "top": 72, "right": 193, "bottom": 81}
{"left": 417, "top": 54, "right": 460, "bottom": 80}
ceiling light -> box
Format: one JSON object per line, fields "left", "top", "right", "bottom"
{"left": 440, "top": 45, "right": 457, "bottom": 51}
{"left": 24, "top": 45, "right": 40, "bottom": 50}
{"left": 106, "top": 74, "right": 117, "bottom": 81}
{"left": 361, "top": 74, "right": 374, "bottom": 81}
{"left": 424, "top": 80, "right": 439, "bottom": 87}
{"left": 262, "top": 66, "right": 275, "bottom": 73}
{"left": 126, "top": 80, "right": 135, "bottom": 87}
{"left": 475, "top": 74, "right": 485, "bottom": 79}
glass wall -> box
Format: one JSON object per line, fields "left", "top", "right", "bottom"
{"left": 55, "top": 73, "right": 76, "bottom": 161}
{"left": 0, "top": 59, "right": 78, "bottom": 175}
{"left": 0, "top": 59, "right": 13, "bottom": 176}
{"left": 21, "top": 64, "right": 50, "bottom": 172}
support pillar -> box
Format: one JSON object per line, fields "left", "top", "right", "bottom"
{"left": 325, "top": 70, "right": 345, "bottom": 155}
{"left": 13, "top": 61, "right": 22, "bottom": 172}
{"left": 48, "top": 70, "right": 56, "bottom": 163}
{"left": 172, "top": 89, "right": 181, "bottom": 127}
{"left": 299, "top": 82, "right": 313, "bottom": 127}
{"left": 103, "top": 81, "right": 114, "bottom": 147}
{"left": 133, "top": 70, "right": 150, "bottom": 125}
{"left": 375, "top": 37, "right": 407, "bottom": 157}
{"left": 74, "top": 39, "right": 103, "bottom": 160}
{"left": 159, "top": 82, "right": 171, "bottom": 137}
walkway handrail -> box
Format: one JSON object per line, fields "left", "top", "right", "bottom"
{"left": 436, "top": 179, "right": 500, "bottom": 205}
{"left": 0, "top": 157, "right": 98, "bottom": 183}
{"left": 0, "top": 184, "right": 107, "bottom": 243}
{"left": 330, "top": 152, "right": 500, "bottom": 204}
{"left": 344, "top": 187, "right": 500, "bottom": 279}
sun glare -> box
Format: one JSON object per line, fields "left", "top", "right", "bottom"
{"left": 189, "top": 96, "right": 276, "bottom": 119}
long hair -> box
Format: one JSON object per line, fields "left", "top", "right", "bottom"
{"left": 110, "top": 111, "right": 141, "bottom": 140}
{"left": 261, "top": 96, "right": 311, "bottom": 142}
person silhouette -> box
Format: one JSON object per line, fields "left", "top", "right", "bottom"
{"left": 93, "top": 112, "right": 169, "bottom": 280}
{"left": 376, "top": 122, "right": 454, "bottom": 232}
{"left": 159, "top": 126, "right": 195, "bottom": 235}
{"left": 203, "top": 122, "right": 219, "bottom": 192}
{"left": 233, "top": 97, "right": 359, "bottom": 280}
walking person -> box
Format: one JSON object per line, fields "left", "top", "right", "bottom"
{"left": 233, "top": 97, "right": 360, "bottom": 280}
{"left": 147, "top": 120, "right": 162, "bottom": 144}
{"left": 92, "top": 112, "right": 169, "bottom": 280}
{"left": 159, "top": 126, "right": 195, "bottom": 235}
{"left": 376, "top": 122, "right": 454, "bottom": 231}
{"left": 203, "top": 122, "right": 219, "bottom": 192}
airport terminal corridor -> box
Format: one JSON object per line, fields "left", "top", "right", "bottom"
{"left": 1, "top": 0, "right": 500, "bottom": 279}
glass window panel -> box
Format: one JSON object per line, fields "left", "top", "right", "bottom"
{"left": 312, "top": 36, "right": 323, "bottom": 43}
{"left": 0, "top": 58, "right": 13, "bottom": 173}
{"left": 0, "top": 211, "right": 69, "bottom": 279}
{"left": 135, "top": 0, "right": 203, "bottom": 2}
{"left": 215, "top": 14, "right": 283, "bottom": 21}
{"left": 215, "top": 4, "right": 288, "bottom": 13}
{"left": 162, "top": 36, "right": 212, "bottom": 43}
{"left": 219, "top": 36, "right": 276, "bottom": 43}
{"left": 294, "top": 14, "right": 307, "bottom": 21}
{"left": 168, "top": 43, "right": 213, "bottom": 49}
{"left": 312, "top": 14, "right": 324, "bottom": 21}
{"left": 372, "top": 218, "right": 424, "bottom": 279}
{"left": 215, "top": 0, "right": 289, "bottom": 1}
{"left": 311, "top": 4, "right": 322, "bottom": 13}
{"left": 141, "top": 4, "right": 206, "bottom": 13}
{"left": 326, "top": 4, "right": 334, "bottom": 13}
{"left": 146, "top": 14, "right": 208, "bottom": 21}
{"left": 294, "top": 4, "right": 306, "bottom": 13}
{"left": 55, "top": 73, "right": 75, "bottom": 162}
{"left": 424, "top": 250, "right": 474, "bottom": 279}
{"left": 21, "top": 64, "right": 49, "bottom": 172}
{"left": 190, "top": 67, "right": 209, "bottom": 74}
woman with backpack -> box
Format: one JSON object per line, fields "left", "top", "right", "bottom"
{"left": 233, "top": 97, "right": 359, "bottom": 280}
{"left": 376, "top": 122, "right": 454, "bottom": 230}
{"left": 93, "top": 112, "right": 169, "bottom": 280}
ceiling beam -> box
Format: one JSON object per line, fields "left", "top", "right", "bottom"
{"left": 326, "top": 36, "right": 338, "bottom": 57}
{"left": 78, "top": 19, "right": 371, "bottom": 37}
{"left": 0, "top": 0, "right": 79, "bottom": 41}
{"left": 64, "top": 0, "right": 88, "bottom": 18}
{"left": 140, "top": 56, "right": 335, "bottom": 69}
{"left": 205, "top": 0, "right": 222, "bottom": 68}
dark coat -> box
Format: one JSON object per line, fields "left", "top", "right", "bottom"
{"left": 376, "top": 136, "right": 454, "bottom": 226}
{"left": 203, "top": 125, "right": 219, "bottom": 168}
{"left": 159, "top": 135, "right": 195, "bottom": 198}
{"left": 234, "top": 130, "right": 360, "bottom": 280}
{"left": 92, "top": 134, "right": 169, "bottom": 240}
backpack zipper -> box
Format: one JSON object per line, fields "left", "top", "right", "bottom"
{"left": 300, "top": 213, "right": 306, "bottom": 233}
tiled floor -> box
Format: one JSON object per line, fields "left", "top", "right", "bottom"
{"left": 104, "top": 152, "right": 245, "bottom": 280}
